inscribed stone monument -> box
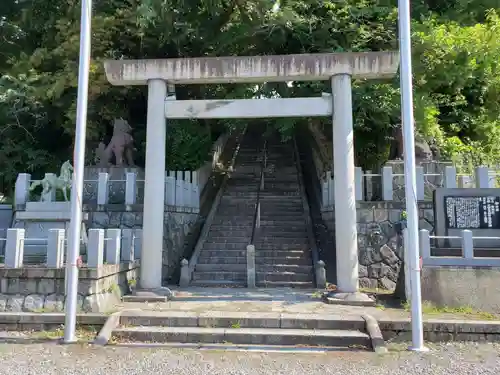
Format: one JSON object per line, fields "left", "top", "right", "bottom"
{"left": 434, "top": 188, "right": 500, "bottom": 248}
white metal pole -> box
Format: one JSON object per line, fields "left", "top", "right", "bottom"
{"left": 397, "top": 0, "right": 427, "bottom": 352}
{"left": 64, "top": 0, "right": 92, "bottom": 343}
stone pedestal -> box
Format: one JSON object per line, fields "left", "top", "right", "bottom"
{"left": 83, "top": 167, "right": 145, "bottom": 204}
{"left": 12, "top": 202, "right": 88, "bottom": 262}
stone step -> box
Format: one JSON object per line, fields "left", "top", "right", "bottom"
{"left": 256, "top": 256, "right": 313, "bottom": 265}
{"left": 112, "top": 326, "right": 370, "bottom": 348}
{"left": 197, "top": 256, "right": 312, "bottom": 265}
{"left": 255, "top": 250, "right": 311, "bottom": 257}
{"left": 258, "top": 264, "right": 313, "bottom": 273}
{"left": 199, "top": 250, "right": 247, "bottom": 257}
{"left": 259, "top": 209, "right": 304, "bottom": 215}
{"left": 205, "top": 236, "right": 250, "bottom": 243}
{"left": 192, "top": 271, "right": 246, "bottom": 281}
{"left": 203, "top": 242, "right": 248, "bottom": 250}
{"left": 211, "top": 219, "right": 254, "bottom": 225}
{"left": 257, "top": 238, "right": 309, "bottom": 245}
{"left": 209, "top": 224, "right": 254, "bottom": 231}
{"left": 257, "top": 232, "right": 308, "bottom": 239}
{"left": 260, "top": 220, "right": 305, "bottom": 226}
{"left": 256, "top": 272, "right": 313, "bottom": 283}
{"left": 189, "top": 279, "right": 247, "bottom": 288}
{"left": 198, "top": 256, "right": 247, "bottom": 264}
{"left": 209, "top": 229, "right": 252, "bottom": 237}
{"left": 195, "top": 264, "right": 247, "bottom": 272}
{"left": 119, "top": 311, "right": 367, "bottom": 331}
{"left": 255, "top": 280, "right": 315, "bottom": 288}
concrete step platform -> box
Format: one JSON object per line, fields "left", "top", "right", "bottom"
{"left": 112, "top": 310, "right": 372, "bottom": 349}
{"left": 118, "top": 310, "right": 366, "bottom": 330}
{"left": 112, "top": 326, "right": 370, "bottom": 348}
{"left": 255, "top": 281, "right": 315, "bottom": 288}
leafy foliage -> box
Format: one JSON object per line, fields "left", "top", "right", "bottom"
{"left": 0, "top": 0, "right": 499, "bottom": 194}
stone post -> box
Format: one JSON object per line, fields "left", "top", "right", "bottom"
{"left": 331, "top": 74, "right": 359, "bottom": 293}
{"left": 47, "top": 229, "right": 65, "bottom": 268}
{"left": 179, "top": 259, "right": 190, "bottom": 287}
{"left": 444, "top": 166, "right": 457, "bottom": 188}
{"left": 14, "top": 173, "right": 31, "bottom": 207}
{"left": 461, "top": 230, "right": 474, "bottom": 259}
{"left": 475, "top": 166, "right": 491, "bottom": 188}
{"left": 5, "top": 228, "right": 24, "bottom": 268}
{"left": 315, "top": 260, "right": 326, "bottom": 289}
{"left": 141, "top": 79, "right": 167, "bottom": 289}
{"left": 382, "top": 166, "right": 393, "bottom": 201}
{"left": 246, "top": 244, "right": 256, "bottom": 288}
{"left": 105, "top": 229, "right": 121, "bottom": 265}
{"left": 97, "top": 172, "right": 109, "bottom": 205}
{"left": 87, "top": 229, "right": 104, "bottom": 268}
{"left": 121, "top": 228, "right": 135, "bottom": 262}
{"left": 125, "top": 172, "right": 137, "bottom": 208}
{"left": 133, "top": 229, "right": 142, "bottom": 260}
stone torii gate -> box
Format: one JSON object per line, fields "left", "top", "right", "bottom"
{"left": 104, "top": 52, "right": 400, "bottom": 296}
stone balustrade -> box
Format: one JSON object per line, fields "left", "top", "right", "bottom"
{"left": 321, "top": 165, "right": 500, "bottom": 208}
{"left": 15, "top": 172, "right": 201, "bottom": 210}
{"left": 1, "top": 228, "right": 142, "bottom": 268}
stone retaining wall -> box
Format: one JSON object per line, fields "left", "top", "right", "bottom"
{"left": 322, "top": 202, "right": 435, "bottom": 290}
{"left": 0, "top": 262, "right": 138, "bottom": 313}
{"left": 89, "top": 207, "right": 200, "bottom": 283}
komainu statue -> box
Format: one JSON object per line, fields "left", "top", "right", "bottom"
{"left": 95, "top": 118, "right": 135, "bottom": 167}
{"left": 389, "top": 125, "right": 436, "bottom": 162}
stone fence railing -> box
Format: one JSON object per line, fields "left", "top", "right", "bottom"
{"left": 14, "top": 134, "right": 229, "bottom": 210}
{"left": 321, "top": 165, "right": 500, "bottom": 209}
{"left": 1, "top": 228, "right": 142, "bottom": 268}
{"left": 419, "top": 229, "right": 500, "bottom": 267}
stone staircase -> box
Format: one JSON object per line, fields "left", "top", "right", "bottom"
{"left": 255, "top": 135, "right": 314, "bottom": 288}
{"left": 191, "top": 127, "right": 262, "bottom": 286}
{"left": 191, "top": 128, "right": 315, "bottom": 288}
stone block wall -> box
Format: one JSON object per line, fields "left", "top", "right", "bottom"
{"left": 0, "top": 262, "right": 138, "bottom": 312}
{"left": 322, "top": 202, "right": 434, "bottom": 290}
{"left": 89, "top": 206, "right": 200, "bottom": 283}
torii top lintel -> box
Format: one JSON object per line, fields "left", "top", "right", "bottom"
{"left": 104, "top": 52, "right": 399, "bottom": 86}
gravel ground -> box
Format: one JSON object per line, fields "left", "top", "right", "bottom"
{"left": 0, "top": 342, "right": 497, "bottom": 375}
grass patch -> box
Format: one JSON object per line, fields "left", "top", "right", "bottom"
{"left": 32, "top": 325, "right": 99, "bottom": 341}
{"left": 401, "top": 300, "right": 498, "bottom": 320}
{"left": 311, "top": 291, "right": 323, "bottom": 299}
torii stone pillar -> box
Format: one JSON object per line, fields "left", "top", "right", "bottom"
{"left": 331, "top": 74, "right": 358, "bottom": 293}
{"left": 103, "top": 52, "right": 399, "bottom": 295}
{"left": 141, "top": 79, "right": 167, "bottom": 289}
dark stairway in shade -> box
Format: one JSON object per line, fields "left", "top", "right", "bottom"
{"left": 191, "top": 127, "right": 315, "bottom": 287}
